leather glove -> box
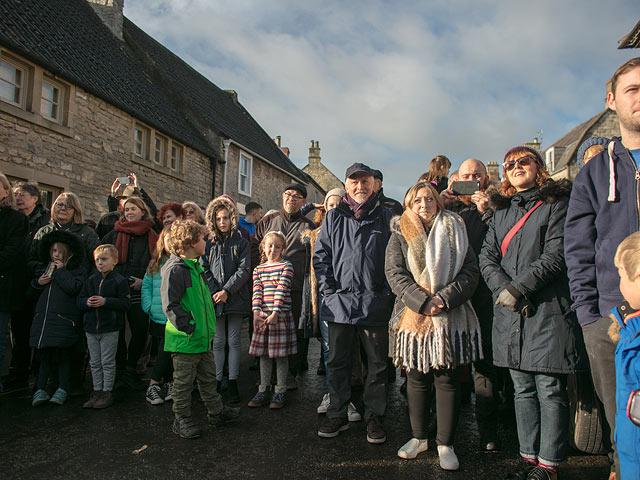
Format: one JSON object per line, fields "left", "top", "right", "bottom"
{"left": 496, "top": 288, "right": 519, "bottom": 312}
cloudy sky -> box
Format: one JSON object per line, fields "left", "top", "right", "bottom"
{"left": 124, "top": 0, "right": 639, "bottom": 200}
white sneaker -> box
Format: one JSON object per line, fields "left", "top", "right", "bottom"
{"left": 437, "top": 445, "right": 459, "bottom": 471}
{"left": 347, "top": 402, "right": 361, "bottom": 422}
{"left": 164, "top": 382, "right": 173, "bottom": 402}
{"left": 397, "top": 438, "right": 428, "bottom": 459}
{"left": 317, "top": 393, "right": 330, "bottom": 414}
{"left": 145, "top": 384, "right": 164, "bottom": 405}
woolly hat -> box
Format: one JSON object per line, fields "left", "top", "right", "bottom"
{"left": 577, "top": 136, "right": 609, "bottom": 169}
{"left": 323, "top": 188, "right": 346, "bottom": 210}
{"left": 503, "top": 146, "right": 544, "bottom": 166}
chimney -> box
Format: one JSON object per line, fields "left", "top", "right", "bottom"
{"left": 225, "top": 90, "right": 238, "bottom": 103}
{"left": 274, "top": 136, "right": 281, "bottom": 147}
{"left": 309, "top": 140, "right": 321, "bottom": 166}
{"left": 87, "top": 0, "right": 124, "bottom": 40}
{"left": 274, "top": 136, "right": 290, "bottom": 156}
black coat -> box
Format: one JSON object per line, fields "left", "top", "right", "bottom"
{"left": 0, "top": 206, "right": 29, "bottom": 313}
{"left": 200, "top": 230, "right": 251, "bottom": 317}
{"left": 26, "top": 204, "right": 50, "bottom": 244}
{"left": 29, "top": 221, "right": 100, "bottom": 274}
{"left": 102, "top": 229, "right": 151, "bottom": 281}
{"left": 479, "top": 180, "right": 586, "bottom": 374}
{"left": 29, "top": 230, "right": 86, "bottom": 349}
{"left": 77, "top": 270, "right": 131, "bottom": 333}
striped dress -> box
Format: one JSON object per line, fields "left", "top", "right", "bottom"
{"left": 248, "top": 260, "right": 297, "bottom": 358}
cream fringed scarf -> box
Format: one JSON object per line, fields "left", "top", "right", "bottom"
{"left": 393, "top": 209, "right": 483, "bottom": 372}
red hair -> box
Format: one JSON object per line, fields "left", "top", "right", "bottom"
{"left": 157, "top": 202, "right": 186, "bottom": 222}
{"left": 500, "top": 147, "right": 550, "bottom": 197}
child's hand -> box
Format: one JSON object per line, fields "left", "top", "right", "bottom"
{"left": 213, "top": 291, "right": 228, "bottom": 304}
{"left": 53, "top": 259, "right": 64, "bottom": 269}
{"left": 87, "top": 296, "right": 105, "bottom": 308}
{"left": 253, "top": 310, "right": 268, "bottom": 332}
{"left": 37, "top": 274, "right": 52, "bottom": 286}
{"left": 265, "top": 311, "right": 279, "bottom": 325}
{"left": 129, "top": 276, "right": 143, "bottom": 291}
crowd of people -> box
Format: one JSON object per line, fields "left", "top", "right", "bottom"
{"left": 1, "top": 57, "right": 640, "bottom": 480}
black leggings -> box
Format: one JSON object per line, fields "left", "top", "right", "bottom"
{"left": 407, "top": 367, "right": 460, "bottom": 446}
{"left": 150, "top": 323, "right": 172, "bottom": 383}
{"left": 36, "top": 347, "right": 71, "bottom": 390}
{"left": 116, "top": 303, "right": 149, "bottom": 371}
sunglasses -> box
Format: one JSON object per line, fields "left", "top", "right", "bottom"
{"left": 54, "top": 202, "right": 74, "bottom": 210}
{"left": 503, "top": 156, "right": 535, "bottom": 171}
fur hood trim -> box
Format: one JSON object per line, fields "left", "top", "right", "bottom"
{"left": 205, "top": 196, "right": 239, "bottom": 240}
{"left": 488, "top": 179, "right": 572, "bottom": 211}
{"left": 390, "top": 215, "right": 402, "bottom": 235}
{"left": 38, "top": 229, "right": 85, "bottom": 270}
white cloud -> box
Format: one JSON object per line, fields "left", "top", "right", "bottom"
{"left": 125, "top": 0, "right": 639, "bottom": 200}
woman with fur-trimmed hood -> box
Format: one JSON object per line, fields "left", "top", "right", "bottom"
{"left": 200, "top": 195, "right": 251, "bottom": 403}
{"left": 384, "top": 180, "right": 481, "bottom": 470}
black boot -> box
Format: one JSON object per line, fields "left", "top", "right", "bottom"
{"left": 227, "top": 379, "right": 240, "bottom": 404}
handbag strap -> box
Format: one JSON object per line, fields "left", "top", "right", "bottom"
{"left": 500, "top": 200, "right": 543, "bottom": 257}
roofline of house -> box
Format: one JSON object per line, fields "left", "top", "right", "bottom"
{"left": 226, "top": 138, "right": 306, "bottom": 185}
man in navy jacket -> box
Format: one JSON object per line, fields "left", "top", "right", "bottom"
{"left": 314, "top": 162, "right": 394, "bottom": 444}
{"left": 565, "top": 57, "right": 640, "bottom": 479}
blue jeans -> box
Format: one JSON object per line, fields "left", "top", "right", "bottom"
{"left": 0, "top": 311, "right": 10, "bottom": 392}
{"left": 510, "top": 369, "right": 569, "bottom": 466}
{"left": 319, "top": 318, "right": 329, "bottom": 390}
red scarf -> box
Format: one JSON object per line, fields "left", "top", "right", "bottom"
{"left": 113, "top": 220, "right": 158, "bottom": 264}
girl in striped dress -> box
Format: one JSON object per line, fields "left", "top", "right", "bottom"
{"left": 248, "top": 231, "right": 297, "bottom": 409}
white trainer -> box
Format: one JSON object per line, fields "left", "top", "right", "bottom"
{"left": 347, "top": 402, "right": 362, "bottom": 422}
{"left": 437, "top": 445, "right": 459, "bottom": 471}
{"left": 317, "top": 393, "right": 330, "bottom": 414}
{"left": 397, "top": 438, "right": 428, "bottom": 459}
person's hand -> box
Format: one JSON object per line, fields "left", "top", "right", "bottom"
{"left": 110, "top": 178, "right": 119, "bottom": 197}
{"left": 496, "top": 288, "right": 518, "bottom": 312}
{"left": 424, "top": 295, "right": 444, "bottom": 315}
{"left": 37, "top": 274, "right": 52, "bottom": 286}
{"left": 87, "top": 296, "right": 105, "bottom": 307}
{"left": 253, "top": 310, "right": 268, "bottom": 332}
{"left": 213, "top": 291, "right": 228, "bottom": 304}
{"left": 265, "top": 311, "right": 279, "bottom": 325}
{"left": 130, "top": 277, "right": 143, "bottom": 291}
{"left": 313, "top": 203, "right": 324, "bottom": 211}
{"left": 129, "top": 173, "right": 139, "bottom": 189}
{"left": 53, "top": 259, "right": 64, "bottom": 269}
{"left": 440, "top": 188, "right": 456, "bottom": 205}
{"left": 470, "top": 191, "right": 489, "bottom": 213}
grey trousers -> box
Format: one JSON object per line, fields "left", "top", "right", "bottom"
{"left": 86, "top": 331, "right": 119, "bottom": 391}
{"left": 327, "top": 323, "right": 388, "bottom": 421}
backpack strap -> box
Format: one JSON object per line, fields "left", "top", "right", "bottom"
{"left": 500, "top": 200, "right": 543, "bottom": 257}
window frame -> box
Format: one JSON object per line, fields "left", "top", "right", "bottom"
{"left": 238, "top": 152, "right": 253, "bottom": 196}
{"left": 153, "top": 133, "right": 167, "bottom": 167}
{"left": 40, "top": 76, "right": 65, "bottom": 124}
{"left": 0, "top": 55, "right": 28, "bottom": 109}
{"left": 170, "top": 142, "right": 183, "bottom": 172}
{"left": 134, "top": 124, "right": 149, "bottom": 160}
{"left": 545, "top": 147, "right": 555, "bottom": 172}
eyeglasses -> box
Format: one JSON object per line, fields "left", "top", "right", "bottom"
{"left": 54, "top": 202, "right": 74, "bottom": 210}
{"left": 503, "top": 156, "right": 534, "bottom": 171}
{"left": 284, "top": 192, "right": 304, "bottom": 201}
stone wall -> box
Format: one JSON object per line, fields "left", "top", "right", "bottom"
{"left": 0, "top": 85, "right": 220, "bottom": 222}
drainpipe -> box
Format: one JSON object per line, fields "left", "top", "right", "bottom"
{"left": 222, "top": 139, "right": 231, "bottom": 195}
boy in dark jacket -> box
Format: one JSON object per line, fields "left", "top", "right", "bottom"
{"left": 162, "top": 220, "right": 239, "bottom": 439}
{"left": 78, "top": 244, "right": 130, "bottom": 409}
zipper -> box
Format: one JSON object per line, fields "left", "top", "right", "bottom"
{"left": 198, "top": 267, "right": 211, "bottom": 346}
{"left": 97, "top": 277, "right": 104, "bottom": 332}
{"left": 626, "top": 149, "right": 640, "bottom": 230}
{"left": 37, "top": 285, "right": 53, "bottom": 349}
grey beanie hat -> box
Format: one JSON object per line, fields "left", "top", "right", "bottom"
{"left": 324, "top": 188, "right": 346, "bottom": 209}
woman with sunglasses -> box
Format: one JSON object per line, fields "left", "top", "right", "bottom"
{"left": 479, "top": 146, "right": 586, "bottom": 480}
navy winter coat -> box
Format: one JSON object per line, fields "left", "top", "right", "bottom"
{"left": 479, "top": 180, "right": 586, "bottom": 374}
{"left": 78, "top": 270, "right": 131, "bottom": 333}
{"left": 565, "top": 138, "right": 640, "bottom": 326}
{"left": 313, "top": 197, "right": 394, "bottom": 327}
{"left": 0, "top": 206, "right": 28, "bottom": 313}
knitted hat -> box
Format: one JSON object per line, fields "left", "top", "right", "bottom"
{"left": 503, "top": 146, "right": 544, "bottom": 166}
{"left": 577, "top": 136, "right": 609, "bottom": 169}
{"left": 324, "top": 188, "right": 346, "bottom": 209}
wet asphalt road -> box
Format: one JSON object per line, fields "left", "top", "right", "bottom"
{"left": 1, "top": 329, "right": 609, "bottom": 480}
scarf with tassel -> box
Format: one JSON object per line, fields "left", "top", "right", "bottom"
{"left": 114, "top": 220, "right": 158, "bottom": 264}
{"left": 392, "top": 209, "right": 482, "bottom": 372}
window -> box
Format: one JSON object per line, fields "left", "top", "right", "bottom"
{"left": 170, "top": 143, "right": 183, "bottom": 172}
{"left": 40, "top": 78, "right": 64, "bottom": 123}
{"left": 153, "top": 134, "right": 167, "bottom": 166}
{"left": 0, "top": 57, "right": 27, "bottom": 107}
{"left": 545, "top": 147, "right": 555, "bottom": 172}
{"left": 134, "top": 125, "right": 148, "bottom": 159}
{"left": 238, "top": 152, "right": 252, "bottom": 196}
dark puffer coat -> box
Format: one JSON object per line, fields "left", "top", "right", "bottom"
{"left": 313, "top": 197, "right": 394, "bottom": 327}
{"left": 200, "top": 196, "right": 251, "bottom": 317}
{"left": 29, "top": 221, "right": 100, "bottom": 273}
{"left": 479, "top": 180, "right": 586, "bottom": 374}
{"left": 102, "top": 228, "right": 151, "bottom": 281}
{"left": 78, "top": 270, "right": 131, "bottom": 333}
{"left": 0, "top": 206, "right": 28, "bottom": 313}
{"left": 29, "top": 230, "right": 87, "bottom": 349}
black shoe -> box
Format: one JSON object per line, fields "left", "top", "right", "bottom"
{"left": 227, "top": 379, "right": 240, "bottom": 404}
{"left": 208, "top": 405, "right": 241, "bottom": 428}
{"left": 366, "top": 416, "right": 386, "bottom": 444}
{"left": 505, "top": 460, "right": 536, "bottom": 480}
{"left": 172, "top": 416, "right": 201, "bottom": 439}
{"left": 317, "top": 416, "right": 349, "bottom": 438}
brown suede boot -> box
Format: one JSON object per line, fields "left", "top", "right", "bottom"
{"left": 82, "top": 390, "right": 100, "bottom": 409}
{"left": 93, "top": 391, "right": 113, "bottom": 409}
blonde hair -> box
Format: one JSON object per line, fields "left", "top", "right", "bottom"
{"left": 166, "top": 219, "right": 207, "bottom": 256}
{"left": 147, "top": 229, "right": 170, "bottom": 274}
{"left": 52, "top": 192, "right": 84, "bottom": 224}
{"left": 403, "top": 181, "right": 444, "bottom": 212}
{"left": 182, "top": 201, "right": 205, "bottom": 224}
{"left": 259, "top": 230, "right": 287, "bottom": 263}
{"left": 614, "top": 232, "right": 640, "bottom": 279}
{"left": 50, "top": 242, "right": 72, "bottom": 265}
{"left": 121, "top": 196, "right": 152, "bottom": 222}
{"left": 0, "top": 172, "right": 15, "bottom": 208}
{"left": 94, "top": 244, "right": 118, "bottom": 262}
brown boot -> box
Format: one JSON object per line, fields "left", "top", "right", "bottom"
{"left": 93, "top": 391, "right": 113, "bottom": 409}
{"left": 82, "top": 390, "right": 100, "bottom": 409}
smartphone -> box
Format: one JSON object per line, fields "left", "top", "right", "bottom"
{"left": 117, "top": 176, "right": 131, "bottom": 185}
{"left": 627, "top": 390, "right": 640, "bottom": 426}
{"left": 451, "top": 180, "right": 480, "bottom": 196}
{"left": 45, "top": 261, "right": 56, "bottom": 276}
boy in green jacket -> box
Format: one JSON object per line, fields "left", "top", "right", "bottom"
{"left": 161, "top": 220, "right": 240, "bottom": 439}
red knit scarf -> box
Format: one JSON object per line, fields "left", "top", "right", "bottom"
{"left": 113, "top": 220, "right": 158, "bottom": 264}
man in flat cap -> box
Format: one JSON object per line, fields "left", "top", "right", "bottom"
{"left": 314, "top": 163, "right": 394, "bottom": 444}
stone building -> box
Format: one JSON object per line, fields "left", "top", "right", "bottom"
{"left": 302, "top": 141, "right": 345, "bottom": 193}
{"left": 0, "top": 0, "right": 318, "bottom": 221}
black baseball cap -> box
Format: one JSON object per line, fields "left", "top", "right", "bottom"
{"left": 345, "top": 162, "right": 374, "bottom": 179}
{"left": 283, "top": 183, "right": 307, "bottom": 198}
{"left": 372, "top": 169, "right": 383, "bottom": 181}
